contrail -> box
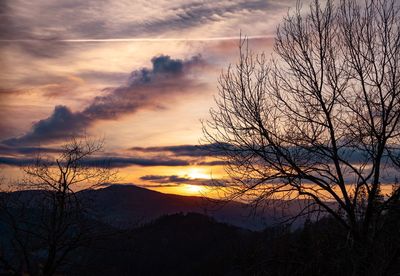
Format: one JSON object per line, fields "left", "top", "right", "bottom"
{"left": 0, "top": 35, "right": 273, "bottom": 43}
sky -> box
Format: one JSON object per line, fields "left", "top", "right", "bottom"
{"left": 0, "top": 0, "right": 307, "bottom": 196}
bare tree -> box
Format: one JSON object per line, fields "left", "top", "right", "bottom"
{"left": 203, "top": 0, "right": 400, "bottom": 273}
{"left": 0, "top": 138, "right": 116, "bottom": 275}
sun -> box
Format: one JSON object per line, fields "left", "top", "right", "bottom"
{"left": 186, "top": 168, "right": 211, "bottom": 179}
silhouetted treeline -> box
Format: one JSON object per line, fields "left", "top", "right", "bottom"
{"left": 1, "top": 202, "right": 399, "bottom": 275}
{"left": 69, "top": 208, "right": 399, "bottom": 276}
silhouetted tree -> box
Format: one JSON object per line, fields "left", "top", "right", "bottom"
{"left": 0, "top": 138, "right": 116, "bottom": 275}
{"left": 203, "top": 0, "right": 400, "bottom": 274}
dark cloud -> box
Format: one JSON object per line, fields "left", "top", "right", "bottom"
{"left": 0, "top": 144, "right": 61, "bottom": 155}
{"left": 3, "top": 105, "right": 89, "bottom": 146}
{"left": 140, "top": 175, "right": 189, "bottom": 183}
{"left": 0, "top": 155, "right": 189, "bottom": 168}
{"left": 132, "top": 143, "right": 400, "bottom": 166}
{"left": 85, "top": 157, "right": 190, "bottom": 168}
{"left": 2, "top": 55, "right": 205, "bottom": 146}
{"left": 137, "top": 183, "right": 181, "bottom": 188}
{"left": 140, "top": 174, "right": 227, "bottom": 187}
{"left": 99, "top": 183, "right": 181, "bottom": 189}
{"left": 0, "top": 157, "right": 40, "bottom": 166}
{"left": 82, "top": 55, "right": 204, "bottom": 121}
{"left": 196, "top": 160, "right": 228, "bottom": 166}
{"left": 131, "top": 143, "right": 229, "bottom": 157}
{"left": 130, "top": 143, "right": 234, "bottom": 167}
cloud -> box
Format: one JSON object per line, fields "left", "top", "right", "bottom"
{"left": 76, "top": 70, "right": 129, "bottom": 85}
{"left": 3, "top": 106, "right": 89, "bottom": 146}
{"left": 135, "top": 1, "right": 279, "bottom": 37}
{"left": 0, "top": 157, "right": 41, "bottom": 167}
{"left": 196, "top": 160, "right": 228, "bottom": 166}
{"left": 0, "top": 144, "right": 61, "bottom": 155}
{"left": 140, "top": 175, "right": 190, "bottom": 183}
{"left": 131, "top": 143, "right": 229, "bottom": 157}
{"left": 130, "top": 143, "right": 235, "bottom": 167}
{"left": 85, "top": 157, "right": 190, "bottom": 168}
{"left": 137, "top": 183, "right": 181, "bottom": 188}
{"left": 132, "top": 143, "right": 400, "bottom": 166}
{"left": 0, "top": 155, "right": 189, "bottom": 168}
{"left": 140, "top": 174, "right": 227, "bottom": 186}
{"left": 0, "top": 0, "right": 290, "bottom": 63}
{"left": 82, "top": 55, "right": 204, "bottom": 121}
{"left": 2, "top": 54, "right": 206, "bottom": 146}
{"left": 0, "top": 0, "right": 285, "bottom": 41}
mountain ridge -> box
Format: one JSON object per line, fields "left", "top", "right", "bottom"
{"left": 81, "top": 184, "right": 269, "bottom": 230}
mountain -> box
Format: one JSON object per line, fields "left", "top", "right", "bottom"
{"left": 2, "top": 186, "right": 399, "bottom": 275}
{"left": 0, "top": 185, "right": 309, "bottom": 230}
{"left": 80, "top": 184, "right": 272, "bottom": 230}
{"left": 74, "top": 212, "right": 259, "bottom": 276}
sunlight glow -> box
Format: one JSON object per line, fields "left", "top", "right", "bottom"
{"left": 186, "top": 168, "right": 211, "bottom": 179}
{"left": 184, "top": 184, "right": 204, "bottom": 194}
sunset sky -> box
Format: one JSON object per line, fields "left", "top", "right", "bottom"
{"left": 0, "top": 0, "right": 308, "bottom": 195}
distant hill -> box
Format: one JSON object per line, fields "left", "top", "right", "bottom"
{"left": 80, "top": 184, "right": 273, "bottom": 230}
{"left": 1, "top": 184, "right": 306, "bottom": 230}
{"left": 74, "top": 212, "right": 259, "bottom": 276}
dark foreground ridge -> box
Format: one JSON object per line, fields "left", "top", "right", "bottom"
{"left": 1, "top": 185, "right": 399, "bottom": 275}
{"left": 55, "top": 211, "right": 400, "bottom": 275}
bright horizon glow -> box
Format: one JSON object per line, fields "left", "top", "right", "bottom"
{"left": 185, "top": 168, "right": 212, "bottom": 180}
{"left": 184, "top": 184, "right": 205, "bottom": 194}
{"left": 146, "top": 183, "right": 209, "bottom": 197}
